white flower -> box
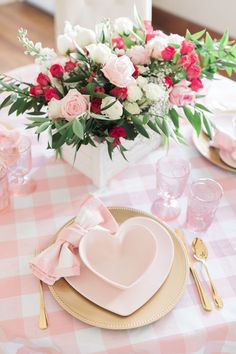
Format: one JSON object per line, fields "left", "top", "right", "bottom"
{"left": 168, "top": 33, "right": 184, "bottom": 45}
{"left": 74, "top": 25, "right": 96, "bottom": 48}
{"left": 57, "top": 34, "right": 75, "bottom": 55}
{"left": 124, "top": 102, "right": 141, "bottom": 115}
{"left": 136, "top": 76, "right": 148, "bottom": 88}
{"left": 114, "top": 17, "right": 133, "bottom": 34}
{"left": 127, "top": 84, "right": 143, "bottom": 102}
{"left": 101, "top": 96, "right": 123, "bottom": 120}
{"left": 147, "top": 36, "right": 167, "bottom": 60}
{"left": 86, "top": 43, "right": 112, "bottom": 64}
{"left": 48, "top": 98, "right": 62, "bottom": 120}
{"left": 143, "top": 83, "right": 166, "bottom": 101}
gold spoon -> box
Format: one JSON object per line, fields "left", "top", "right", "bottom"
{"left": 192, "top": 238, "right": 223, "bottom": 308}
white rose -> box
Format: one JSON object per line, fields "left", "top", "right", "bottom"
{"left": 127, "top": 84, "right": 143, "bottom": 102}
{"left": 136, "top": 76, "right": 148, "bottom": 88}
{"left": 57, "top": 34, "right": 75, "bottom": 55}
{"left": 101, "top": 96, "right": 123, "bottom": 120}
{"left": 124, "top": 102, "right": 141, "bottom": 115}
{"left": 143, "top": 83, "right": 166, "bottom": 101}
{"left": 114, "top": 17, "right": 133, "bottom": 34}
{"left": 147, "top": 36, "right": 167, "bottom": 60}
{"left": 168, "top": 33, "right": 184, "bottom": 45}
{"left": 74, "top": 25, "right": 96, "bottom": 48}
{"left": 86, "top": 43, "right": 112, "bottom": 64}
{"left": 48, "top": 98, "right": 62, "bottom": 120}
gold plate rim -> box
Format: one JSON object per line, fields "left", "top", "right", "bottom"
{"left": 193, "top": 131, "right": 236, "bottom": 173}
{"left": 49, "top": 207, "right": 189, "bottom": 330}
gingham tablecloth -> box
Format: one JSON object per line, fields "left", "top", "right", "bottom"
{"left": 0, "top": 66, "right": 236, "bottom": 354}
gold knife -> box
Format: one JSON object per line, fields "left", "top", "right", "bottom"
{"left": 175, "top": 229, "right": 212, "bottom": 312}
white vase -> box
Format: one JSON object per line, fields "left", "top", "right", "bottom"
{"left": 62, "top": 133, "right": 162, "bottom": 187}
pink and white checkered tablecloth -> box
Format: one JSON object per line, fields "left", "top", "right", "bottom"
{"left": 0, "top": 66, "right": 236, "bottom": 354}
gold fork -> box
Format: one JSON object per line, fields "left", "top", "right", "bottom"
{"left": 35, "top": 251, "right": 48, "bottom": 329}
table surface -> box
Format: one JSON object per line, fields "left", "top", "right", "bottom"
{"left": 0, "top": 65, "right": 236, "bottom": 354}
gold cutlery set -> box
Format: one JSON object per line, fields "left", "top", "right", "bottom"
{"left": 176, "top": 229, "right": 223, "bottom": 311}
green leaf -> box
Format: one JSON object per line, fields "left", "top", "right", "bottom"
{"left": 191, "top": 29, "right": 206, "bottom": 41}
{"left": 8, "top": 100, "right": 20, "bottom": 115}
{"left": 133, "top": 119, "right": 149, "bottom": 138}
{"left": 27, "top": 111, "right": 47, "bottom": 116}
{"left": 219, "top": 30, "right": 229, "bottom": 49}
{"left": 147, "top": 120, "right": 161, "bottom": 134}
{"left": 0, "top": 95, "right": 13, "bottom": 109}
{"left": 202, "top": 113, "right": 213, "bottom": 139}
{"left": 168, "top": 108, "right": 179, "bottom": 129}
{"left": 90, "top": 112, "right": 111, "bottom": 120}
{"left": 36, "top": 121, "right": 51, "bottom": 133}
{"left": 205, "top": 32, "right": 213, "bottom": 49}
{"left": 72, "top": 119, "right": 84, "bottom": 139}
{"left": 183, "top": 106, "right": 194, "bottom": 124}
{"left": 195, "top": 103, "right": 212, "bottom": 113}
{"left": 193, "top": 111, "right": 202, "bottom": 136}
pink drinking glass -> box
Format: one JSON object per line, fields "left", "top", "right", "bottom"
{"left": 185, "top": 178, "right": 223, "bottom": 232}
{"left": 7, "top": 135, "right": 36, "bottom": 195}
{"left": 151, "top": 156, "right": 191, "bottom": 221}
{"left": 0, "top": 161, "right": 10, "bottom": 213}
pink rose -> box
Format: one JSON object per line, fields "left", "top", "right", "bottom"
{"left": 180, "top": 40, "right": 195, "bottom": 55}
{"left": 161, "top": 45, "right": 176, "bottom": 61}
{"left": 187, "top": 64, "right": 201, "bottom": 79}
{"left": 127, "top": 45, "right": 151, "bottom": 65}
{"left": 102, "top": 55, "right": 135, "bottom": 88}
{"left": 169, "top": 80, "right": 195, "bottom": 106}
{"left": 61, "top": 89, "right": 88, "bottom": 121}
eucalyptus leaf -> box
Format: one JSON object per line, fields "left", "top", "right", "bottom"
{"left": 72, "top": 119, "right": 84, "bottom": 139}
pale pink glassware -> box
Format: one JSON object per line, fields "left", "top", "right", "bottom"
{"left": 7, "top": 135, "right": 36, "bottom": 195}
{"left": 151, "top": 156, "right": 191, "bottom": 221}
{"left": 0, "top": 161, "right": 10, "bottom": 213}
{"left": 185, "top": 178, "right": 223, "bottom": 232}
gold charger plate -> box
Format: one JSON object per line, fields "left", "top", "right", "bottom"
{"left": 49, "top": 207, "right": 188, "bottom": 330}
{"left": 193, "top": 132, "right": 236, "bottom": 173}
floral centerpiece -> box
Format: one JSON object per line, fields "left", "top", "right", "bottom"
{"left": 0, "top": 10, "right": 236, "bottom": 160}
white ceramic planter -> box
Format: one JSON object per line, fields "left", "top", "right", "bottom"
{"left": 62, "top": 133, "right": 162, "bottom": 187}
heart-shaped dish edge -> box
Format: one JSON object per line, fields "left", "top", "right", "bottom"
{"left": 79, "top": 221, "right": 158, "bottom": 290}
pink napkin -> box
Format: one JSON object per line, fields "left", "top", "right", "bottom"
{"left": 210, "top": 129, "right": 236, "bottom": 153}
{"left": 29, "top": 195, "right": 119, "bottom": 285}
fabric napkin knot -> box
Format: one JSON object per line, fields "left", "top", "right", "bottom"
{"left": 210, "top": 129, "right": 236, "bottom": 153}
{"left": 29, "top": 195, "right": 118, "bottom": 285}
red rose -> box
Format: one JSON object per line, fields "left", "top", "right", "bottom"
{"left": 161, "top": 45, "right": 176, "bottom": 61}
{"left": 177, "top": 55, "right": 191, "bottom": 68}
{"left": 110, "top": 87, "right": 128, "bottom": 100}
{"left": 36, "top": 73, "right": 50, "bottom": 86}
{"left": 50, "top": 64, "right": 64, "bottom": 78}
{"left": 180, "top": 40, "right": 195, "bottom": 55}
{"left": 189, "top": 53, "right": 199, "bottom": 65}
{"left": 44, "top": 87, "right": 60, "bottom": 101}
{"left": 112, "top": 37, "right": 125, "bottom": 49}
{"left": 187, "top": 64, "right": 201, "bottom": 79}
{"left": 145, "top": 33, "right": 156, "bottom": 42}
{"left": 91, "top": 97, "right": 102, "bottom": 113}
{"left": 190, "top": 77, "right": 203, "bottom": 92}
{"left": 132, "top": 64, "right": 139, "bottom": 77}
{"left": 64, "top": 61, "right": 77, "bottom": 72}
{"left": 109, "top": 126, "right": 126, "bottom": 145}
{"left": 29, "top": 85, "right": 44, "bottom": 96}
{"left": 164, "top": 76, "right": 173, "bottom": 87}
